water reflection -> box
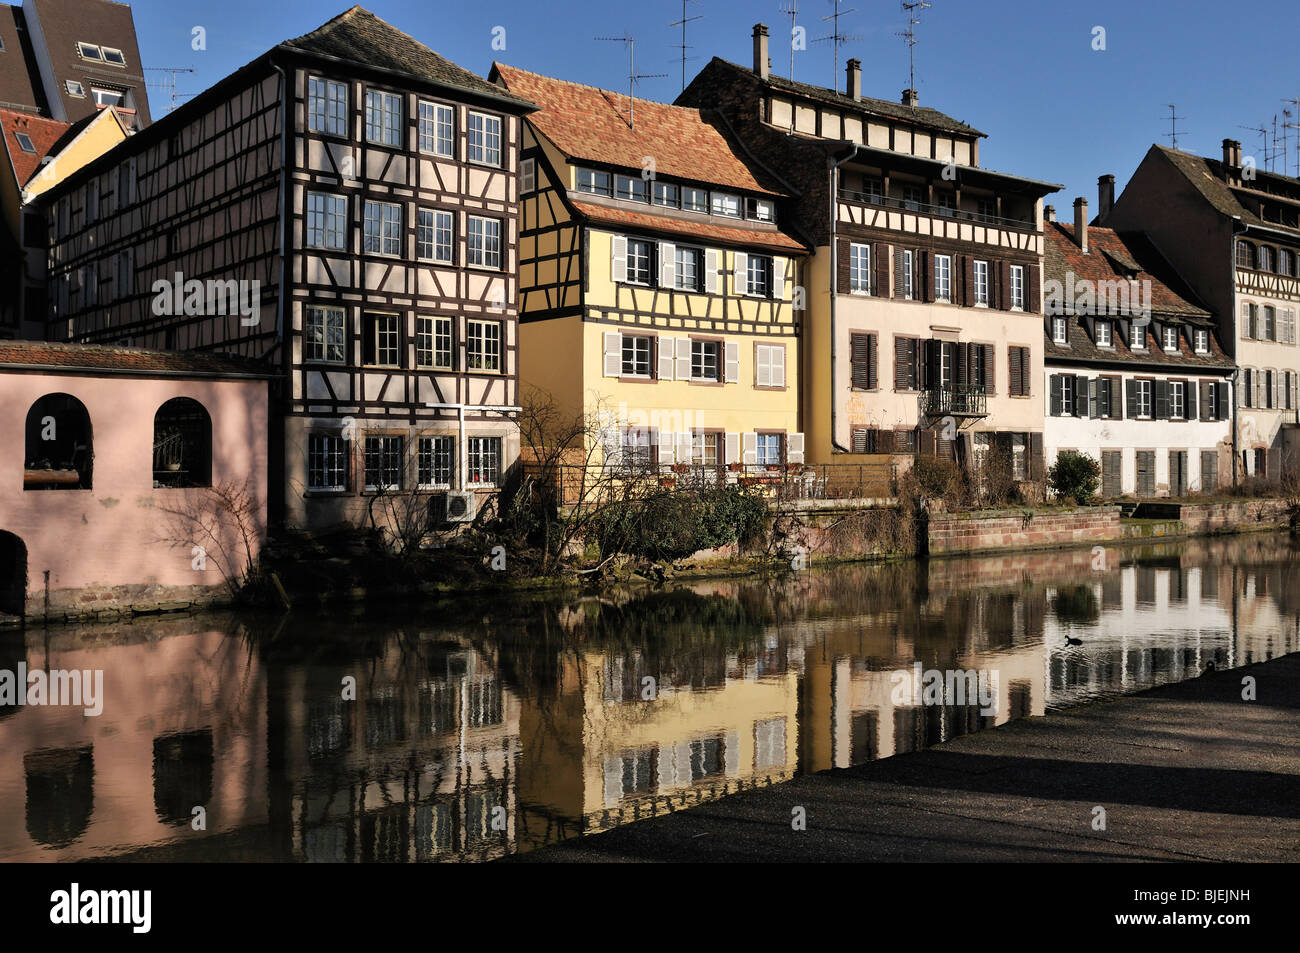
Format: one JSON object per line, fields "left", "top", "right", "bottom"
{"left": 1, "top": 533, "right": 1297, "bottom": 862}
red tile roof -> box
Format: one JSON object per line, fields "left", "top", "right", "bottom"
{"left": 0, "top": 341, "right": 274, "bottom": 378}
{"left": 571, "top": 200, "right": 805, "bottom": 253}
{"left": 492, "top": 63, "right": 782, "bottom": 196}
{"left": 0, "top": 108, "right": 71, "bottom": 186}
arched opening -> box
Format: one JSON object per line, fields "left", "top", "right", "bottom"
{"left": 0, "top": 531, "right": 26, "bottom": 618}
{"left": 23, "top": 393, "right": 93, "bottom": 490}
{"left": 152, "top": 397, "right": 212, "bottom": 488}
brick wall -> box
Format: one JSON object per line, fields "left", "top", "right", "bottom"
{"left": 927, "top": 507, "right": 1123, "bottom": 556}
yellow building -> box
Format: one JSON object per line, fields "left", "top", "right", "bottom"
{"left": 491, "top": 65, "right": 807, "bottom": 474}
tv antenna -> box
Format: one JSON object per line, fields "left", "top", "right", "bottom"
{"left": 144, "top": 66, "right": 195, "bottom": 114}
{"left": 897, "top": 0, "right": 931, "bottom": 95}
{"left": 1162, "top": 104, "right": 1185, "bottom": 150}
{"left": 595, "top": 33, "right": 667, "bottom": 130}
{"left": 812, "top": 1, "right": 860, "bottom": 88}
{"left": 778, "top": 1, "right": 799, "bottom": 81}
{"left": 1283, "top": 98, "right": 1300, "bottom": 177}
{"left": 669, "top": 1, "right": 704, "bottom": 92}
{"left": 1239, "top": 122, "right": 1272, "bottom": 172}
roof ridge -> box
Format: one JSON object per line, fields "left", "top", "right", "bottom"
{"left": 495, "top": 62, "right": 701, "bottom": 115}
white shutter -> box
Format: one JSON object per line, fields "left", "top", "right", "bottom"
{"left": 657, "top": 336, "right": 675, "bottom": 380}
{"left": 787, "top": 432, "right": 805, "bottom": 464}
{"left": 675, "top": 337, "right": 692, "bottom": 380}
{"left": 658, "top": 432, "right": 676, "bottom": 466}
{"left": 659, "top": 242, "right": 676, "bottom": 288}
{"left": 724, "top": 732, "right": 740, "bottom": 777}
{"left": 725, "top": 432, "right": 741, "bottom": 464}
{"left": 676, "top": 431, "right": 693, "bottom": 463}
{"left": 733, "top": 251, "right": 749, "bottom": 295}
{"left": 772, "top": 257, "right": 786, "bottom": 298}
{"left": 603, "top": 755, "right": 623, "bottom": 807}
{"left": 742, "top": 432, "right": 758, "bottom": 464}
{"left": 704, "top": 249, "right": 719, "bottom": 294}
{"left": 770, "top": 344, "right": 786, "bottom": 387}
{"left": 724, "top": 340, "right": 740, "bottom": 383}
{"left": 657, "top": 745, "right": 677, "bottom": 792}
{"left": 756, "top": 344, "right": 771, "bottom": 387}
{"left": 610, "top": 234, "right": 627, "bottom": 283}
{"left": 603, "top": 331, "right": 622, "bottom": 377}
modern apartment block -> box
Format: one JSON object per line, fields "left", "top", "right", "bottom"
{"left": 676, "top": 24, "right": 1061, "bottom": 480}
{"left": 492, "top": 64, "right": 806, "bottom": 474}
{"left": 1106, "top": 141, "right": 1300, "bottom": 481}
{"left": 34, "top": 7, "right": 536, "bottom": 529}
{"left": 1042, "top": 196, "right": 1234, "bottom": 498}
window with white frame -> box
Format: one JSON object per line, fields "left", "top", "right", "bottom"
{"left": 77, "top": 41, "right": 102, "bottom": 61}
{"left": 691, "top": 432, "right": 720, "bottom": 466}
{"left": 746, "top": 255, "right": 773, "bottom": 296}
{"left": 849, "top": 243, "right": 870, "bottom": 293}
{"left": 365, "top": 90, "right": 402, "bottom": 146}
{"left": 308, "top": 78, "right": 348, "bottom": 136}
{"left": 1162, "top": 325, "right": 1179, "bottom": 351}
{"left": 755, "top": 343, "right": 785, "bottom": 388}
{"left": 1130, "top": 321, "right": 1146, "bottom": 348}
{"left": 308, "top": 434, "right": 348, "bottom": 490}
{"left": 902, "top": 249, "right": 914, "bottom": 300}
{"left": 711, "top": 192, "right": 741, "bottom": 217}
{"left": 1194, "top": 328, "right": 1208, "bottom": 353}
{"left": 1010, "top": 264, "right": 1025, "bottom": 310}
{"left": 418, "top": 101, "right": 455, "bottom": 156}
{"left": 467, "top": 112, "right": 502, "bottom": 165}
{"left": 691, "top": 340, "right": 720, "bottom": 381}
{"left": 682, "top": 187, "right": 708, "bottom": 212}
{"left": 621, "top": 334, "right": 652, "bottom": 377}
{"left": 65, "top": 80, "right": 85, "bottom": 98}
{"left": 973, "top": 260, "right": 989, "bottom": 305}
{"left": 626, "top": 239, "right": 653, "bottom": 285}
{"left": 1135, "top": 379, "right": 1153, "bottom": 417}
{"left": 1096, "top": 320, "right": 1112, "bottom": 346}
{"left": 418, "top": 435, "right": 455, "bottom": 488}
{"left": 101, "top": 47, "right": 125, "bottom": 66}
{"left": 576, "top": 168, "right": 612, "bottom": 195}
{"left": 756, "top": 433, "right": 783, "bottom": 465}
{"left": 91, "top": 86, "right": 124, "bottom": 108}
{"left": 674, "top": 246, "right": 702, "bottom": 291}
{"left": 467, "top": 436, "right": 502, "bottom": 486}
{"left": 746, "top": 197, "right": 775, "bottom": 222}
{"left": 306, "top": 306, "right": 346, "bottom": 363}
{"left": 1169, "top": 380, "right": 1186, "bottom": 418}
{"left": 653, "top": 182, "right": 679, "bottom": 207}
{"left": 417, "top": 209, "right": 454, "bottom": 262}
{"left": 467, "top": 319, "right": 502, "bottom": 372}
{"left": 364, "top": 435, "right": 404, "bottom": 490}
{"left": 363, "top": 200, "right": 401, "bottom": 255}
{"left": 615, "top": 175, "right": 649, "bottom": 202}
{"left": 466, "top": 216, "right": 501, "bottom": 268}
{"left": 618, "top": 428, "right": 654, "bottom": 471}
{"left": 934, "top": 254, "right": 952, "bottom": 302}
{"left": 364, "top": 312, "right": 400, "bottom": 366}
{"left": 520, "top": 157, "right": 536, "bottom": 193}
{"left": 1052, "top": 316, "right": 1067, "bottom": 344}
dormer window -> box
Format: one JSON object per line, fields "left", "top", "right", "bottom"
{"left": 711, "top": 193, "right": 741, "bottom": 218}
{"left": 101, "top": 47, "right": 126, "bottom": 67}
{"left": 1236, "top": 240, "right": 1256, "bottom": 269}
{"left": 1130, "top": 321, "right": 1146, "bottom": 349}
{"left": 1162, "top": 325, "right": 1179, "bottom": 352}
{"left": 1051, "top": 316, "right": 1067, "bottom": 344}
{"left": 1194, "top": 328, "right": 1209, "bottom": 354}
{"left": 746, "top": 197, "right": 775, "bottom": 222}
{"left": 1095, "top": 319, "right": 1112, "bottom": 346}
{"left": 615, "top": 175, "right": 649, "bottom": 202}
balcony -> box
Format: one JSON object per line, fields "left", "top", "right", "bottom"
{"left": 920, "top": 385, "right": 989, "bottom": 418}
{"left": 838, "top": 188, "right": 1035, "bottom": 233}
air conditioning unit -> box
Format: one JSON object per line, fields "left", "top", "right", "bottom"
{"left": 435, "top": 490, "right": 477, "bottom": 524}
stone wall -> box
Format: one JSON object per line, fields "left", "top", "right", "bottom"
{"left": 927, "top": 507, "right": 1123, "bottom": 556}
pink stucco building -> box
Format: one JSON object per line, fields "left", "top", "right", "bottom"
{"left": 0, "top": 342, "right": 271, "bottom": 621}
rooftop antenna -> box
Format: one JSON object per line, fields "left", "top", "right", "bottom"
{"left": 1239, "top": 122, "right": 1272, "bottom": 172}
{"left": 595, "top": 33, "right": 667, "bottom": 130}
{"left": 897, "top": 0, "right": 931, "bottom": 96}
{"left": 144, "top": 66, "right": 195, "bottom": 114}
{"left": 812, "top": 0, "right": 860, "bottom": 88}
{"left": 669, "top": 0, "right": 704, "bottom": 92}
{"left": 778, "top": 0, "right": 799, "bottom": 81}
{"left": 1283, "top": 98, "right": 1300, "bottom": 177}
{"left": 1161, "top": 104, "right": 1185, "bottom": 150}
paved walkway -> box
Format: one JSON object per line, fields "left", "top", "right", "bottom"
{"left": 512, "top": 654, "right": 1300, "bottom": 862}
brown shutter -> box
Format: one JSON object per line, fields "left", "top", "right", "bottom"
{"left": 836, "top": 239, "right": 850, "bottom": 294}
{"left": 874, "top": 242, "right": 890, "bottom": 297}
{"left": 1026, "top": 264, "right": 1041, "bottom": 314}
{"left": 1008, "top": 345, "right": 1023, "bottom": 396}
{"left": 997, "top": 261, "right": 1011, "bottom": 311}
{"left": 920, "top": 429, "right": 938, "bottom": 457}
{"left": 961, "top": 255, "right": 974, "bottom": 307}
{"left": 1029, "top": 432, "right": 1045, "bottom": 480}
{"left": 851, "top": 333, "right": 871, "bottom": 389}
{"left": 955, "top": 342, "right": 969, "bottom": 388}
{"left": 983, "top": 343, "right": 996, "bottom": 394}
{"left": 922, "top": 250, "right": 935, "bottom": 302}
{"left": 894, "top": 335, "right": 909, "bottom": 390}
{"left": 867, "top": 332, "right": 878, "bottom": 388}
{"left": 893, "top": 245, "right": 906, "bottom": 299}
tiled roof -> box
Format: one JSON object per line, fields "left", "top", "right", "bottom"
{"left": 0, "top": 341, "right": 275, "bottom": 377}
{"left": 493, "top": 63, "right": 782, "bottom": 195}
{"left": 1156, "top": 145, "right": 1300, "bottom": 238}
{"left": 282, "top": 6, "right": 533, "bottom": 110}
{"left": 571, "top": 200, "right": 806, "bottom": 253}
{"left": 0, "top": 108, "right": 71, "bottom": 186}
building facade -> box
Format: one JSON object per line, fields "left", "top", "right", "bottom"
{"left": 34, "top": 7, "right": 536, "bottom": 530}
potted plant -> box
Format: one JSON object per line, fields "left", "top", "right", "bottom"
{"left": 728, "top": 462, "right": 743, "bottom": 472}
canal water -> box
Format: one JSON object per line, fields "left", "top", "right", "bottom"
{"left": 3, "top": 533, "right": 1297, "bottom": 862}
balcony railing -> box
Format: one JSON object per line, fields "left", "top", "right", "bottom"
{"left": 838, "top": 188, "right": 1035, "bottom": 232}
{"left": 920, "top": 385, "right": 989, "bottom": 418}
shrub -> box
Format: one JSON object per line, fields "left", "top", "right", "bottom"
{"left": 1048, "top": 451, "right": 1100, "bottom": 504}
{"left": 588, "top": 486, "right": 768, "bottom": 561}
{"left": 906, "top": 454, "right": 966, "bottom": 503}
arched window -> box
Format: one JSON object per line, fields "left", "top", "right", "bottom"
{"left": 23, "top": 394, "right": 92, "bottom": 490}
{"left": 153, "top": 397, "right": 211, "bottom": 488}
{"left": 1236, "top": 240, "right": 1255, "bottom": 269}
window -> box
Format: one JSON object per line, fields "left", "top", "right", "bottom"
{"left": 362, "top": 201, "right": 401, "bottom": 256}
{"left": 902, "top": 185, "right": 924, "bottom": 211}
{"left": 711, "top": 192, "right": 741, "bottom": 217}
{"left": 576, "top": 168, "right": 612, "bottom": 195}
{"left": 416, "top": 315, "right": 453, "bottom": 369}
{"left": 85, "top": 179, "right": 99, "bottom": 223}
{"left": 682, "top": 187, "right": 708, "bottom": 212}
{"left": 520, "top": 157, "right": 536, "bottom": 192}
{"left": 365, "top": 90, "right": 402, "bottom": 146}
{"left": 746, "top": 197, "right": 776, "bottom": 222}
{"left": 467, "top": 112, "right": 502, "bottom": 165}
{"left": 467, "top": 437, "right": 502, "bottom": 486}
{"left": 308, "top": 78, "right": 347, "bottom": 136}
{"left": 902, "top": 249, "right": 914, "bottom": 300}
{"left": 1262, "top": 306, "right": 1276, "bottom": 342}
{"left": 363, "top": 312, "right": 400, "bottom": 366}
{"left": 1242, "top": 368, "right": 1254, "bottom": 408}
{"left": 77, "top": 42, "right": 102, "bottom": 60}
{"left": 23, "top": 394, "right": 93, "bottom": 491}
{"left": 118, "top": 162, "right": 134, "bottom": 207}
{"left": 305, "top": 306, "right": 346, "bottom": 363}
{"left": 1130, "top": 321, "right": 1146, "bottom": 349}
{"left": 152, "top": 398, "right": 211, "bottom": 488}
{"left": 65, "top": 80, "right": 85, "bottom": 98}
{"left": 654, "top": 182, "right": 679, "bottom": 207}
{"left": 746, "top": 254, "right": 773, "bottom": 296}
{"left": 1052, "top": 374, "right": 1075, "bottom": 416}
{"left": 307, "top": 192, "right": 347, "bottom": 250}
{"left": 626, "top": 238, "right": 653, "bottom": 285}
{"left": 615, "top": 175, "right": 649, "bottom": 202}
{"left": 1205, "top": 382, "right": 1220, "bottom": 420}
{"left": 1194, "top": 328, "right": 1208, "bottom": 353}
{"left": 849, "top": 243, "right": 870, "bottom": 293}
{"left": 1010, "top": 264, "right": 1025, "bottom": 310}
{"left": 467, "top": 319, "right": 502, "bottom": 372}
{"left": 364, "top": 435, "right": 404, "bottom": 490}
{"left": 621, "top": 334, "right": 652, "bottom": 377}
{"left": 935, "top": 191, "right": 956, "bottom": 216}
{"left": 1259, "top": 246, "right": 1275, "bottom": 273}
{"left": 691, "top": 340, "right": 720, "bottom": 381}
{"left": 101, "top": 47, "right": 126, "bottom": 67}
{"left": 116, "top": 247, "right": 133, "bottom": 294}
{"left": 674, "top": 246, "right": 702, "bottom": 291}
{"left": 850, "top": 332, "right": 877, "bottom": 389}
{"left": 976, "top": 197, "right": 998, "bottom": 222}
{"left": 418, "top": 436, "right": 455, "bottom": 488}
{"left": 466, "top": 216, "right": 501, "bottom": 269}
{"left": 1170, "top": 380, "right": 1186, "bottom": 419}
{"left": 614, "top": 428, "right": 654, "bottom": 472}
{"left": 973, "top": 260, "right": 989, "bottom": 305}
{"left": 755, "top": 344, "right": 785, "bottom": 388}
{"left": 418, "top": 101, "right": 455, "bottom": 156}
{"left": 417, "top": 209, "right": 454, "bottom": 262}
{"left": 14, "top": 132, "right": 34, "bottom": 153}
{"left": 1096, "top": 320, "right": 1112, "bottom": 346}
{"left": 1162, "top": 325, "right": 1179, "bottom": 351}
{"left": 1135, "top": 379, "right": 1153, "bottom": 418}
{"left": 308, "top": 434, "right": 347, "bottom": 490}
{"left": 934, "top": 254, "right": 952, "bottom": 302}
{"left": 862, "top": 178, "right": 884, "bottom": 202}
{"left": 1281, "top": 309, "right": 1297, "bottom": 345}
{"left": 756, "top": 433, "right": 783, "bottom": 465}
{"left": 1052, "top": 316, "right": 1067, "bottom": 344}
{"left": 1236, "top": 240, "right": 1255, "bottom": 269}
{"left": 1280, "top": 248, "right": 1294, "bottom": 276}
{"left": 691, "top": 432, "right": 720, "bottom": 466}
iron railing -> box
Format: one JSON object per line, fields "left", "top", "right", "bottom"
{"left": 837, "top": 188, "right": 1034, "bottom": 232}
{"left": 920, "top": 385, "right": 989, "bottom": 417}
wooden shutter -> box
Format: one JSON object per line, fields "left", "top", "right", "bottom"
{"left": 895, "top": 336, "right": 910, "bottom": 390}
{"left": 923, "top": 339, "right": 940, "bottom": 390}
{"left": 1029, "top": 432, "right": 1045, "bottom": 481}
{"left": 873, "top": 242, "right": 890, "bottom": 297}
{"left": 742, "top": 432, "right": 758, "bottom": 464}
{"left": 724, "top": 432, "right": 740, "bottom": 464}
{"left": 1075, "top": 375, "right": 1089, "bottom": 417}
{"left": 1154, "top": 379, "right": 1170, "bottom": 419}
{"left": 961, "top": 256, "right": 974, "bottom": 307}
{"left": 658, "top": 336, "right": 675, "bottom": 380}
{"left": 787, "top": 432, "right": 805, "bottom": 464}
{"left": 1049, "top": 375, "right": 1062, "bottom": 416}
{"left": 610, "top": 235, "right": 627, "bottom": 283}
{"left": 772, "top": 257, "right": 786, "bottom": 298}
{"left": 893, "top": 246, "right": 906, "bottom": 299}
{"left": 982, "top": 344, "right": 995, "bottom": 395}
{"left": 851, "top": 333, "right": 871, "bottom": 389}
{"left": 675, "top": 338, "right": 692, "bottom": 379}
{"left": 1008, "top": 345, "right": 1023, "bottom": 396}
{"left": 704, "top": 249, "right": 719, "bottom": 294}
{"left": 723, "top": 341, "right": 740, "bottom": 383}
{"left": 922, "top": 250, "right": 935, "bottom": 302}
{"left": 1026, "top": 264, "right": 1041, "bottom": 314}
{"left": 1198, "top": 380, "right": 1212, "bottom": 421}
{"left": 1186, "top": 380, "right": 1198, "bottom": 420}
{"left": 1217, "top": 382, "right": 1230, "bottom": 419}
{"left": 852, "top": 428, "right": 869, "bottom": 453}
{"left": 836, "top": 239, "right": 851, "bottom": 293}
{"left": 919, "top": 429, "right": 938, "bottom": 456}
{"left": 955, "top": 342, "right": 969, "bottom": 388}
{"left": 603, "top": 331, "right": 622, "bottom": 377}
{"left": 997, "top": 261, "right": 1011, "bottom": 311}
{"left": 1125, "top": 379, "right": 1137, "bottom": 418}
{"left": 657, "top": 431, "right": 676, "bottom": 466}
{"left": 1087, "top": 378, "right": 1099, "bottom": 419}
{"left": 658, "top": 242, "right": 676, "bottom": 288}
{"left": 756, "top": 344, "right": 772, "bottom": 387}
{"left": 733, "top": 252, "right": 749, "bottom": 296}
{"left": 771, "top": 344, "right": 786, "bottom": 387}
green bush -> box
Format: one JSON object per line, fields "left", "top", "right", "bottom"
{"left": 589, "top": 486, "right": 768, "bottom": 561}
{"left": 1048, "top": 451, "right": 1101, "bottom": 504}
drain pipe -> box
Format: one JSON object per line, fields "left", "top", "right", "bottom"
{"left": 829, "top": 144, "right": 862, "bottom": 453}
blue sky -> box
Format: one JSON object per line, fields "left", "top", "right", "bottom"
{"left": 127, "top": 0, "right": 1300, "bottom": 206}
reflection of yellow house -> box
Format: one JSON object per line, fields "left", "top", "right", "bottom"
{"left": 491, "top": 65, "right": 807, "bottom": 471}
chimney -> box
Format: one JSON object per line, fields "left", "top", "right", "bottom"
{"left": 902, "top": 88, "right": 919, "bottom": 108}
{"left": 1097, "top": 174, "right": 1115, "bottom": 222}
{"left": 845, "top": 58, "right": 862, "bottom": 101}
{"left": 753, "top": 24, "right": 770, "bottom": 80}
{"left": 1222, "top": 138, "right": 1242, "bottom": 168}
{"left": 1044, "top": 205, "right": 1055, "bottom": 223}
{"left": 1074, "top": 197, "right": 1089, "bottom": 253}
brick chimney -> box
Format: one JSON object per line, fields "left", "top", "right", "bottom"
{"left": 1222, "top": 138, "right": 1243, "bottom": 185}
{"left": 902, "top": 88, "right": 918, "bottom": 108}
{"left": 1044, "top": 205, "right": 1055, "bottom": 223}
{"left": 1097, "top": 174, "right": 1115, "bottom": 222}
{"left": 845, "top": 58, "right": 862, "bottom": 101}
{"left": 1074, "top": 197, "right": 1089, "bottom": 254}
{"left": 753, "top": 24, "right": 770, "bottom": 80}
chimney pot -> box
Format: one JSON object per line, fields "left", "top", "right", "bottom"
{"left": 902, "top": 88, "right": 918, "bottom": 108}
{"left": 1074, "top": 197, "right": 1089, "bottom": 253}
{"left": 1044, "top": 205, "right": 1055, "bottom": 223}
{"left": 753, "top": 24, "right": 770, "bottom": 80}
{"left": 1097, "top": 174, "right": 1115, "bottom": 223}
{"left": 845, "top": 58, "right": 862, "bottom": 101}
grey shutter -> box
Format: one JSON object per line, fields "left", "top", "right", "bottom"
{"left": 733, "top": 251, "right": 749, "bottom": 295}
{"left": 1217, "top": 382, "right": 1230, "bottom": 420}
{"left": 675, "top": 337, "right": 692, "bottom": 379}
{"left": 1049, "top": 375, "right": 1062, "bottom": 416}
{"left": 1154, "top": 379, "right": 1170, "bottom": 419}
{"left": 1125, "top": 379, "right": 1137, "bottom": 418}
{"left": 658, "top": 242, "right": 676, "bottom": 288}
{"left": 893, "top": 245, "right": 906, "bottom": 299}
{"left": 742, "top": 432, "right": 758, "bottom": 464}
{"left": 724, "top": 431, "right": 740, "bottom": 464}
{"left": 1186, "top": 381, "right": 1197, "bottom": 420}
{"left": 1088, "top": 378, "right": 1099, "bottom": 418}
{"left": 1074, "top": 375, "right": 1088, "bottom": 417}
{"left": 787, "top": 432, "right": 804, "bottom": 464}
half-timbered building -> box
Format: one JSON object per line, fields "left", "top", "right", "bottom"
{"left": 491, "top": 63, "right": 807, "bottom": 476}
{"left": 34, "top": 7, "right": 536, "bottom": 530}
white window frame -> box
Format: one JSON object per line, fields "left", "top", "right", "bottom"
{"left": 848, "top": 243, "right": 870, "bottom": 294}
{"left": 691, "top": 339, "right": 720, "bottom": 381}
{"left": 308, "top": 77, "right": 348, "bottom": 136}
{"left": 711, "top": 192, "right": 741, "bottom": 218}
{"left": 1136, "top": 379, "right": 1153, "bottom": 418}
{"left": 467, "top": 319, "right": 502, "bottom": 372}
{"left": 305, "top": 305, "right": 346, "bottom": 363}
{"left": 1194, "top": 328, "right": 1208, "bottom": 353}
{"left": 746, "top": 254, "right": 773, "bottom": 297}
{"left": 308, "top": 434, "right": 348, "bottom": 490}
{"left": 363, "top": 200, "right": 402, "bottom": 256}
{"left": 674, "top": 246, "right": 702, "bottom": 291}
{"left": 1052, "top": 316, "right": 1067, "bottom": 345}
{"left": 365, "top": 89, "right": 403, "bottom": 146}
{"left": 417, "top": 435, "right": 456, "bottom": 489}
{"left": 973, "top": 260, "right": 989, "bottom": 306}
{"left": 466, "top": 215, "right": 501, "bottom": 269}
{"left": 755, "top": 343, "right": 785, "bottom": 388}
{"left": 903, "top": 249, "right": 914, "bottom": 300}
{"left": 1096, "top": 320, "right": 1112, "bottom": 347}
{"left": 1010, "top": 264, "right": 1025, "bottom": 310}
{"left": 621, "top": 334, "right": 652, "bottom": 377}
{"left": 625, "top": 238, "right": 653, "bottom": 285}
{"left": 466, "top": 436, "right": 502, "bottom": 487}
{"left": 1169, "top": 380, "right": 1186, "bottom": 419}
{"left": 934, "top": 254, "right": 952, "bottom": 303}
{"left": 746, "top": 197, "right": 776, "bottom": 222}
{"left": 1130, "top": 321, "right": 1146, "bottom": 349}
{"left": 417, "top": 209, "right": 454, "bottom": 263}
{"left": 364, "top": 434, "right": 405, "bottom": 491}
{"left": 1162, "top": 325, "right": 1179, "bottom": 352}
{"left": 520, "top": 157, "right": 536, "bottom": 193}
{"left": 467, "top": 112, "right": 502, "bottom": 166}
{"left": 755, "top": 433, "right": 783, "bottom": 466}
{"left": 307, "top": 192, "right": 347, "bottom": 250}
{"left": 100, "top": 47, "right": 126, "bottom": 67}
